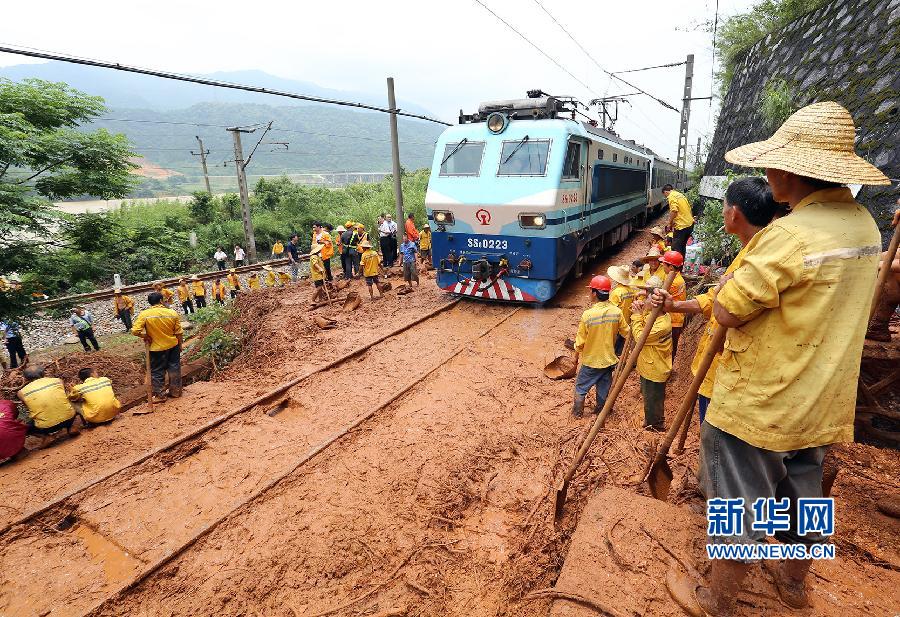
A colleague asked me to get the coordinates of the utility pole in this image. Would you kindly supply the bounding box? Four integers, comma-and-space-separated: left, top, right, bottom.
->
387, 77, 404, 225
228, 127, 257, 262
192, 135, 212, 194
675, 54, 694, 189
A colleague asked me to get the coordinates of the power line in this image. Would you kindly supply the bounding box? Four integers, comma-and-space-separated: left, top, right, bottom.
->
612, 60, 687, 74
0, 43, 451, 126
530, 0, 679, 113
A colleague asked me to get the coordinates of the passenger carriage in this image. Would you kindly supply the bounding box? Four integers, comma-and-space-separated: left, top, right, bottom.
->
425, 92, 678, 303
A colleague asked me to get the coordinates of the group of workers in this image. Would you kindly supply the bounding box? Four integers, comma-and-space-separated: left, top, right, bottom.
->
573, 101, 895, 616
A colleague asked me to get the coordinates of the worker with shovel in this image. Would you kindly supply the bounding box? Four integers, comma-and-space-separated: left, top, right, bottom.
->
629, 276, 671, 431
309, 244, 327, 304
652, 177, 784, 426
607, 265, 636, 324
360, 240, 385, 300
571, 275, 629, 419
657, 251, 686, 360
131, 291, 183, 403
666, 102, 889, 617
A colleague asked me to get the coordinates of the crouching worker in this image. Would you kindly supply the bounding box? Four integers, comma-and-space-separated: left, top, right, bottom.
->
572, 275, 629, 418
17, 365, 81, 448
630, 277, 672, 431
0, 399, 28, 463
132, 292, 183, 403
360, 240, 385, 299
68, 368, 121, 425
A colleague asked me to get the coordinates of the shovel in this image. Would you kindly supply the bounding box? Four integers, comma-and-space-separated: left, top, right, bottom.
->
343, 291, 362, 312
642, 325, 728, 501
554, 271, 677, 521
314, 315, 337, 330
134, 340, 155, 415
870, 206, 900, 322
544, 355, 577, 380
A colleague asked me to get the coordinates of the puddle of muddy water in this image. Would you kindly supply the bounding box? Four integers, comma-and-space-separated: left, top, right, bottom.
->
73, 523, 141, 584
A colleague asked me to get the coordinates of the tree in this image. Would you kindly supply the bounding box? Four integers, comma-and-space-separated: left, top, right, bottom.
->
0, 78, 136, 321
189, 190, 214, 223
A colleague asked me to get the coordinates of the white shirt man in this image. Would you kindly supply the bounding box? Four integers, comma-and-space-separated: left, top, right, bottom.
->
379, 218, 396, 237
234, 246, 246, 262
214, 249, 227, 262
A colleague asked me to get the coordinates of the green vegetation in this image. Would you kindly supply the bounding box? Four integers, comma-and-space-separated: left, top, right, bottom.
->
0, 78, 136, 321
197, 327, 241, 367
717, 0, 829, 94
692, 171, 764, 264
759, 78, 798, 131
13, 169, 430, 305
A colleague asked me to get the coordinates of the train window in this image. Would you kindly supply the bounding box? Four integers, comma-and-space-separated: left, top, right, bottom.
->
613, 153, 618, 162
497, 139, 551, 176
591, 164, 648, 203
562, 141, 582, 180
598, 149, 604, 160
439, 141, 485, 176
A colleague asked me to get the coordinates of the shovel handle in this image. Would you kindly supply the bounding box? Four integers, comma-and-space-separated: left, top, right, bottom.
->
560, 271, 677, 486
870, 212, 900, 322
144, 341, 154, 411
641, 324, 728, 482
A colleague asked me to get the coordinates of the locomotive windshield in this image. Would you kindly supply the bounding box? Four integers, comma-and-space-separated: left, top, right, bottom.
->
497, 139, 550, 176
439, 141, 485, 176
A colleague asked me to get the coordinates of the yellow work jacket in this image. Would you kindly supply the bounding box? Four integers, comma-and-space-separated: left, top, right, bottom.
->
309, 255, 326, 282
248, 276, 260, 289
609, 284, 635, 325
575, 300, 629, 369
272, 242, 284, 256
692, 245, 748, 399
212, 282, 227, 300
227, 273, 240, 290
132, 305, 183, 352
113, 295, 134, 314
69, 377, 121, 424
19, 377, 76, 428
668, 272, 687, 328
420, 230, 432, 251
177, 284, 191, 303
157, 287, 175, 305
191, 281, 206, 297
668, 189, 694, 230
631, 311, 672, 383
709, 188, 881, 451
265, 271, 278, 287
361, 250, 381, 277
314, 231, 334, 260
278, 272, 291, 284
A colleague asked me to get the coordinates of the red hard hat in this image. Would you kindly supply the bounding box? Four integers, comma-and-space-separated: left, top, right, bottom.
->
587, 275, 612, 292
659, 250, 684, 267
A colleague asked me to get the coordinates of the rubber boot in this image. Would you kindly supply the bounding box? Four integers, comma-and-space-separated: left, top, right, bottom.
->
866, 273, 899, 341
765, 559, 812, 609
696, 559, 752, 616
572, 396, 585, 419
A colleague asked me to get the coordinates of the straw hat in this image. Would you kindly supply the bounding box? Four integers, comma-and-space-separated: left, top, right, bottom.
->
335, 225, 346, 233
190, 275, 198, 280
649, 226, 665, 238
360, 240, 373, 249
310, 244, 323, 255
636, 275, 664, 291
229, 268, 236, 273
262, 265, 272, 271
725, 101, 889, 185
423, 223, 430, 229
606, 265, 631, 286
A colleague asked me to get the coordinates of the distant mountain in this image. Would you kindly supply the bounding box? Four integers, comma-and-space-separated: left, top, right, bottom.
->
0, 62, 438, 118
1, 62, 447, 196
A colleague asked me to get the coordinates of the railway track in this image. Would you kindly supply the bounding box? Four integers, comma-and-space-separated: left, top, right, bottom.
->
0, 298, 516, 617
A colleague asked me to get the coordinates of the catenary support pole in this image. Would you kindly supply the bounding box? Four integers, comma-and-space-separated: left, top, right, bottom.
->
193, 135, 212, 194
387, 77, 405, 225
675, 54, 694, 188
228, 127, 258, 262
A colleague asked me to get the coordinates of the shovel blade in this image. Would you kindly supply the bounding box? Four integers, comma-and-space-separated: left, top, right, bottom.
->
647, 459, 674, 501
554, 480, 570, 521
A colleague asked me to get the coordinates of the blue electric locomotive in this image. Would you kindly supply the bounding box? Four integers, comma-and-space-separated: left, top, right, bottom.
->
425, 92, 678, 303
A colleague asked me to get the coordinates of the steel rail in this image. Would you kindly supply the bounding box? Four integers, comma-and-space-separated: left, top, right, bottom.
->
0, 296, 462, 538
81, 306, 519, 617
30, 257, 301, 308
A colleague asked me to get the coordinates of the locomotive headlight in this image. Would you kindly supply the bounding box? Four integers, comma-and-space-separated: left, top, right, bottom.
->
518, 213, 547, 229
486, 112, 508, 134
433, 210, 454, 225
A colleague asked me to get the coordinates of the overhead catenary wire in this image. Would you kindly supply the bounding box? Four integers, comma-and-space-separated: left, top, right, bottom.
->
0, 43, 451, 126
611, 60, 687, 74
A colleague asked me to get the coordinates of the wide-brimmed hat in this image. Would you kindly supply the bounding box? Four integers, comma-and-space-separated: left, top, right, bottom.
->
725, 101, 890, 185
636, 275, 664, 291
190, 275, 198, 280
649, 226, 665, 238
423, 223, 430, 229
228, 268, 236, 273
606, 265, 631, 286
262, 265, 272, 271
355, 223, 365, 229
335, 225, 346, 232
310, 244, 323, 255
360, 240, 373, 249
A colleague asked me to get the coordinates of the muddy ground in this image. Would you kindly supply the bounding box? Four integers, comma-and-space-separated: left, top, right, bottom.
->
0, 231, 897, 617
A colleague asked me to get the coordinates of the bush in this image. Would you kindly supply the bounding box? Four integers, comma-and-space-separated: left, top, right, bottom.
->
197, 327, 241, 367
188, 303, 233, 326
759, 78, 797, 131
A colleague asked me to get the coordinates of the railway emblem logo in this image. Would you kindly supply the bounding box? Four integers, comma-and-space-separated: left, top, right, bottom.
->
475, 208, 492, 225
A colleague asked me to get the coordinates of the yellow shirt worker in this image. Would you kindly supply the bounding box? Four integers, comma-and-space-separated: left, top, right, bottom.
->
360, 240, 384, 299
132, 291, 184, 402
657, 251, 687, 358
607, 265, 635, 325
190, 276, 207, 309
69, 369, 121, 424
17, 369, 77, 432
227, 270, 241, 298
271, 241, 284, 258
630, 280, 672, 430
663, 184, 695, 257
572, 275, 629, 419
677, 102, 891, 616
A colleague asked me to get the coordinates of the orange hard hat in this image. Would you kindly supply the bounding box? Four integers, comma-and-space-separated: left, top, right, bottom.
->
587, 275, 612, 292
659, 250, 684, 267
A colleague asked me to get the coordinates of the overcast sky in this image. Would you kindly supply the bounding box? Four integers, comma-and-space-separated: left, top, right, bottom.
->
0, 0, 755, 161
